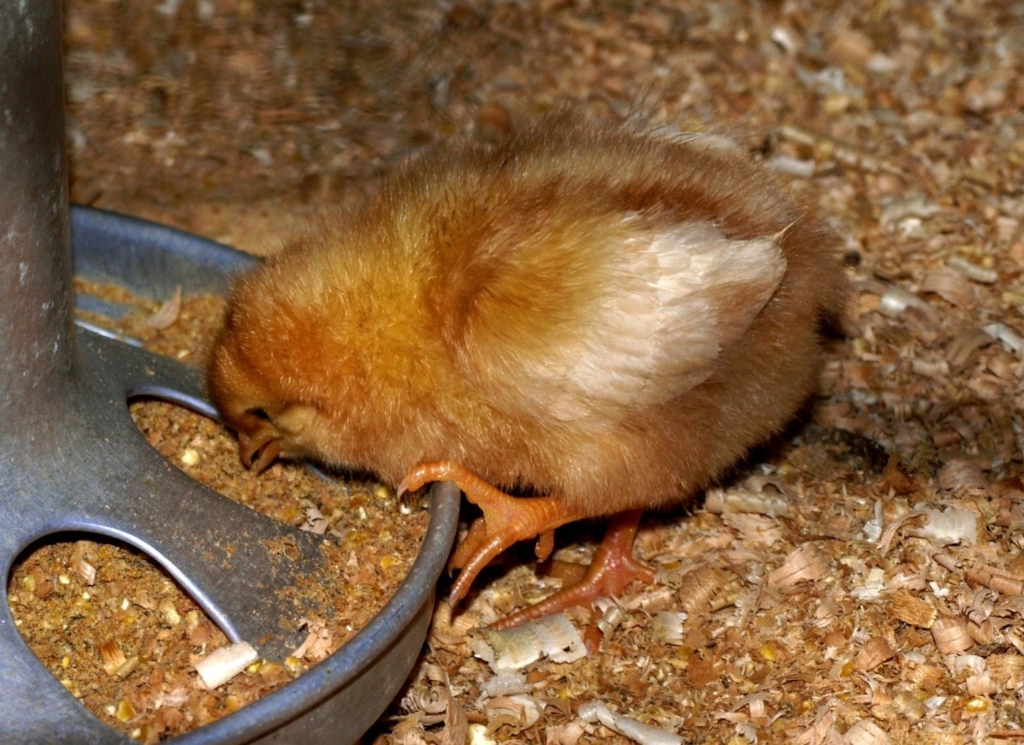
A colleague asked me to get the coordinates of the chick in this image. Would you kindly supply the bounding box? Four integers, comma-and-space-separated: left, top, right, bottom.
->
208, 112, 849, 628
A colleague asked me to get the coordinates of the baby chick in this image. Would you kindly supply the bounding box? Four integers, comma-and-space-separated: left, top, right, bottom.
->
208, 112, 849, 628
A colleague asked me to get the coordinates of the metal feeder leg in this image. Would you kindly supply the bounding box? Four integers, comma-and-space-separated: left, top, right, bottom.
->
0, 4, 348, 742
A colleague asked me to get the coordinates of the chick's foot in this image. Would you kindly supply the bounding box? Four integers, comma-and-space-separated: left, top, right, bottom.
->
491, 509, 654, 630
397, 460, 584, 605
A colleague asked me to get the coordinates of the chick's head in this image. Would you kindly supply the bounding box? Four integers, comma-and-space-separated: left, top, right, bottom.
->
207, 305, 315, 470
207, 213, 450, 481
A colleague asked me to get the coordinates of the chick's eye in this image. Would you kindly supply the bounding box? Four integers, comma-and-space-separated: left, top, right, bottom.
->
247, 407, 271, 422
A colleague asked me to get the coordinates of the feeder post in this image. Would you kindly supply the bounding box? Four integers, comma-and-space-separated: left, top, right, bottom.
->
0, 0, 76, 426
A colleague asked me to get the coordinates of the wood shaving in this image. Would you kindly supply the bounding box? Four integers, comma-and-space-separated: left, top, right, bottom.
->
920, 267, 975, 309
852, 636, 897, 673
144, 285, 182, 329
887, 589, 937, 629
906, 507, 978, 545
194, 642, 258, 689
947, 256, 999, 285
767, 544, 831, 589
578, 701, 682, 745
937, 460, 989, 492
704, 487, 793, 519
845, 719, 891, 745
473, 614, 587, 672
290, 618, 334, 662
932, 617, 974, 655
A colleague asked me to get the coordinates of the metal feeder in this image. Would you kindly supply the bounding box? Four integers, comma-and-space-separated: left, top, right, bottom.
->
0, 4, 458, 743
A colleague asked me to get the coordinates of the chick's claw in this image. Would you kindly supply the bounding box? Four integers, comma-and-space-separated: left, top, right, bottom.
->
397, 461, 584, 605
491, 509, 654, 630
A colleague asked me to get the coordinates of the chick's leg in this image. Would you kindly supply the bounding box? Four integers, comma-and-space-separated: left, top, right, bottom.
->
398, 461, 586, 605
492, 509, 654, 630
398, 462, 655, 627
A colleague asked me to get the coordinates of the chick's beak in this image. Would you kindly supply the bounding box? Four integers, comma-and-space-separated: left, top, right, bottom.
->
239, 433, 282, 473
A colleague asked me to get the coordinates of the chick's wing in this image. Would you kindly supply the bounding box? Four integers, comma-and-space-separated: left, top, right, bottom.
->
451, 216, 787, 422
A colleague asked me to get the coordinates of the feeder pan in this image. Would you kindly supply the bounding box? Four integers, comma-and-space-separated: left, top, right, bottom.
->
0, 4, 458, 743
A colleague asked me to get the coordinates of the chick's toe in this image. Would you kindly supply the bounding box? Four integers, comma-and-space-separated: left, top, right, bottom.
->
491, 509, 654, 630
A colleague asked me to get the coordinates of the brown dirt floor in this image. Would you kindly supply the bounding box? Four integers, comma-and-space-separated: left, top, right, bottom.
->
18, 0, 1024, 742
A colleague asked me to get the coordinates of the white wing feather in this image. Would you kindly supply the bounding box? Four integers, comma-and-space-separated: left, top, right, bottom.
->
533, 222, 786, 420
